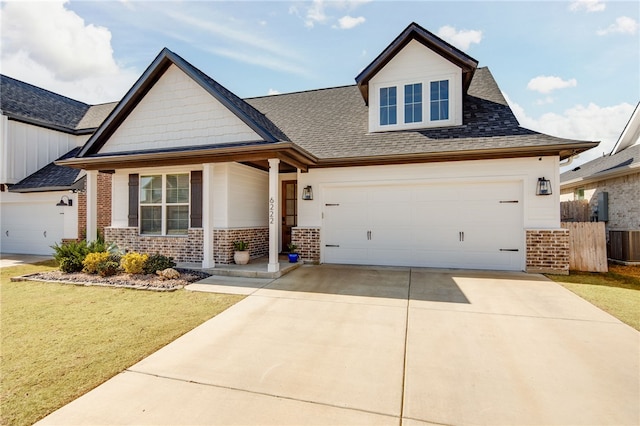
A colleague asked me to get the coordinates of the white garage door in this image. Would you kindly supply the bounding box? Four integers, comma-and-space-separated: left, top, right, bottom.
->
1, 201, 64, 255
323, 181, 524, 271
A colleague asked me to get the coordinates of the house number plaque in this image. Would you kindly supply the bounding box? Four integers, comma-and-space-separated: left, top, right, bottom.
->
269, 197, 275, 224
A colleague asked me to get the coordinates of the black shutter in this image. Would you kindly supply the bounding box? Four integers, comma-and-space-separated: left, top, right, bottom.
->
190, 171, 203, 228
128, 174, 139, 227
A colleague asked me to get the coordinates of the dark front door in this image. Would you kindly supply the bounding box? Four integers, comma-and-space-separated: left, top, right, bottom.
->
282, 180, 297, 251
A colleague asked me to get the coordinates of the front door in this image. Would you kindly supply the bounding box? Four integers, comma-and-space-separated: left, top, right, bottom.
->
282, 180, 297, 251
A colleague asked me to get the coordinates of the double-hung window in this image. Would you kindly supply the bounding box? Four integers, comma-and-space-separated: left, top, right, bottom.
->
430, 80, 449, 121
404, 83, 422, 123
140, 174, 189, 235
380, 86, 397, 126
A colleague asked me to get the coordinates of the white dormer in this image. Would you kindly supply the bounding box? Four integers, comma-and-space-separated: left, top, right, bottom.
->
355, 22, 478, 133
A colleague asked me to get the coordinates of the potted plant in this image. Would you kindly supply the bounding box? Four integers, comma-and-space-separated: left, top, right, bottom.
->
233, 240, 250, 265
287, 243, 299, 263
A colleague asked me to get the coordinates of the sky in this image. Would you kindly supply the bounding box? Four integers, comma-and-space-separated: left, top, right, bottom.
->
1, 0, 638, 169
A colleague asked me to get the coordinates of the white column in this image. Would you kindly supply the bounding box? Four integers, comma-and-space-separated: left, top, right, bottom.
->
202, 163, 215, 269
268, 158, 280, 273
86, 170, 98, 242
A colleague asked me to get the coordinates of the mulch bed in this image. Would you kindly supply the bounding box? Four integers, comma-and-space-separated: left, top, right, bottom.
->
11, 268, 211, 292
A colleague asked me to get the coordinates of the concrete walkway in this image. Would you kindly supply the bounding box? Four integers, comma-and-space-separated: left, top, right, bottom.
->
37, 265, 639, 425
0, 253, 53, 268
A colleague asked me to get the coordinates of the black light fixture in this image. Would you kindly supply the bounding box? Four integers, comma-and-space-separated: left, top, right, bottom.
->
302, 185, 313, 200
536, 177, 552, 196
56, 195, 73, 207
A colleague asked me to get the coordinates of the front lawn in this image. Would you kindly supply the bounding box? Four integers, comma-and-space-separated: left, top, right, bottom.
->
0, 261, 243, 426
546, 264, 640, 331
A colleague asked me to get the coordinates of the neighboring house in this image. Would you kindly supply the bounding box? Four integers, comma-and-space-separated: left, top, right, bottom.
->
58, 22, 597, 274
0, 75, 116, 255
560, 103, 639, 261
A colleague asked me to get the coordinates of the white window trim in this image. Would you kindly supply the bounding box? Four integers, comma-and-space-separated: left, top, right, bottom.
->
140, 173, 190, 236
370, 73, 457, 132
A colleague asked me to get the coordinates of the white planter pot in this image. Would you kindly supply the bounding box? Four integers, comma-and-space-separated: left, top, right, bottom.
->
234, 251, 250, 265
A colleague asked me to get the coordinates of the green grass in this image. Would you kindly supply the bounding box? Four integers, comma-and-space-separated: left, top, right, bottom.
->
546, 264, 640, 331
0, 262, 243, 426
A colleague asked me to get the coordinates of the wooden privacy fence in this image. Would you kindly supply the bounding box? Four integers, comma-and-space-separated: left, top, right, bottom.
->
561, 222, 608, 272
561, 200, 590, 222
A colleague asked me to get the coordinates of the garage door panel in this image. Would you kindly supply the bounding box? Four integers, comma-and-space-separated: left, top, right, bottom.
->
322, 181, 523, 271
1, 202, 63, 255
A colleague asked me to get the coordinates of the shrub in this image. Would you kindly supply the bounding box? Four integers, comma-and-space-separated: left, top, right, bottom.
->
121, 252, 148, 274
52, 240, 89, 273
97, 259, 119, 277
83, 252, 111, 274
143, 253, 176, 275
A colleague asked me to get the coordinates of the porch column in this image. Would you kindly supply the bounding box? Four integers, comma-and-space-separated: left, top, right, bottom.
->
202, 163, 215, 269
268, 158, 280, 273
86, 170, 98, 242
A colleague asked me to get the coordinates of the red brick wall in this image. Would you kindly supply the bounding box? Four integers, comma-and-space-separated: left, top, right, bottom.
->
77, 172, 112, 240
526, 229, 570, 275
213, 227, 268, 264
104, 227, 204, 263
292, 227, 320, 264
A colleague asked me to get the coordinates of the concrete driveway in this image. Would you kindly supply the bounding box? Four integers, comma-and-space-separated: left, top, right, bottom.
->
37, 265, 639, 425
0, 253, 53, 268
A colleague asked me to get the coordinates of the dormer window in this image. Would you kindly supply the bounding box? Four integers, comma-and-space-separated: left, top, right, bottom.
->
404, 83, 422, 123
380, 87, 397, 125
430, 80, 449, 121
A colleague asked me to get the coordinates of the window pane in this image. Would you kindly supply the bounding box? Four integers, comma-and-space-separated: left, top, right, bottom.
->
388, 106, 396, 124
405, 85, 412, 103
140, 206, 162, 234
405, 104, 413, 123
380, 86, 397, 126
440, 100, 449, 120
430, 80, 449, 121
440, 80, 449, 98
166, 174, 189, 204
166, 205, 189, 235
140, 176, 162, 204
430, 81, 439, 101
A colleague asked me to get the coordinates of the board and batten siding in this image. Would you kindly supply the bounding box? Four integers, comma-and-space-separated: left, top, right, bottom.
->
0, 118, 87, 184
100, 64, 261, 154
368, 39, 463, 132
297, 156, 561, 230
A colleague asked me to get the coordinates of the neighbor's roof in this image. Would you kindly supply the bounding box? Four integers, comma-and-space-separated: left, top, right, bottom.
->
560, 143, 640, 187
0, 74, 117, 134
9, 147, 85, 193
247, 67, 597, 165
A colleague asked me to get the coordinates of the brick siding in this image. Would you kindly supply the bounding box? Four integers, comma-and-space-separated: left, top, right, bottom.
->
212, 227, 268, 264
77, 172, 112, 240
526, 229, 570, 275
104, 226, 267, 264
292, 227, 321, 263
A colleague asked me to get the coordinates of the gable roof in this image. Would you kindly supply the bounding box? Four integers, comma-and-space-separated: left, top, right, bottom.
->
247, 67, 597, 165
9, 147, 84, 193
77, 48, 289, 158
355, 22, 479, 104
560, 143, 639, 187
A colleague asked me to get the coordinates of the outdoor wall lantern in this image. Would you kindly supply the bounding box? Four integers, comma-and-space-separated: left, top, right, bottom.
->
56, 195, 73, 207
536, 177, 552, 196
302, 185, 313, 200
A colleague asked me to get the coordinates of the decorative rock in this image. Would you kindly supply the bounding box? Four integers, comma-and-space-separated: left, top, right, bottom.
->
156, 268, 180, 280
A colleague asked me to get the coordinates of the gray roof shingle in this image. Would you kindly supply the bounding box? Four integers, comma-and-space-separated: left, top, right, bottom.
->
560, 143, 639, 183
9, 147, 84, 193
246, 67, 591, 160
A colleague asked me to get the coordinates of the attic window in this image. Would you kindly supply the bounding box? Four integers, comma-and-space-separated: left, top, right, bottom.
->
380, 86, 397, 125
430, 80, 449, 121
404, 83, 422, 123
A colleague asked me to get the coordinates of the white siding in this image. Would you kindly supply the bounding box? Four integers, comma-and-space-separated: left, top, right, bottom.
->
100, 65, 261, 154
368, 39, 462, 132
227, 163, 268, 228
0, 119, 85, 184
298, 156, 560, 230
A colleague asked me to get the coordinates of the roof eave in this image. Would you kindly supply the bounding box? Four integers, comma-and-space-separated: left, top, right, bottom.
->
560, 162, 640, 189
4, 113, 95, 135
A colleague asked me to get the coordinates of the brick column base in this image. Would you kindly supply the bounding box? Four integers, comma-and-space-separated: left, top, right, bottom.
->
526, 229, 570, 275
292, 227, 320, 264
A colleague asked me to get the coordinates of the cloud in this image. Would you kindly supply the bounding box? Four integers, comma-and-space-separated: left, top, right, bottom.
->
291, 0, 371, 29
505, 93, 635, 165
527, 76, 578, 94
336, 15, 365, 30
569, 0, 606, 12
597, 16, 639, 35
0, 0, 138, 103
267, 88, 281, 95
436, 26, 482, 50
